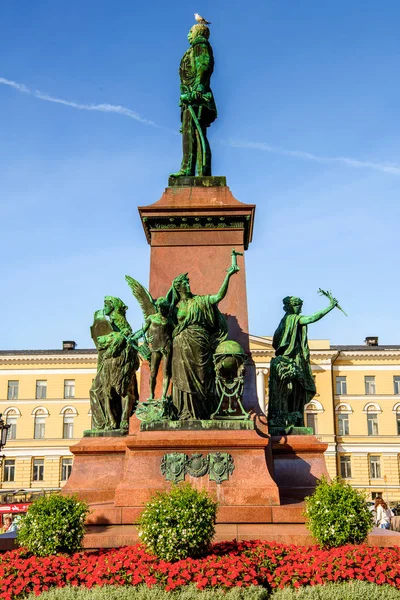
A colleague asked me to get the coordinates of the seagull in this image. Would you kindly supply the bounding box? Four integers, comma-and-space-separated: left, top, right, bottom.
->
194, 13, 211, 25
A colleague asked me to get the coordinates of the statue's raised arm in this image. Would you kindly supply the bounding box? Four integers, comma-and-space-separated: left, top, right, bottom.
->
209, 249, 240, 305
268, 292, 345, 432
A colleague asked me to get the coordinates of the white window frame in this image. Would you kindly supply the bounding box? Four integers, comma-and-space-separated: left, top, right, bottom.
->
370, 455, 381, 479
62, 414, 74, 439
36, 380, 47, 399
32, 459, 44, 482
338, 413, 349, 436
3, 459, 15, 482
7, 380, 18, 400
305, 413, 318, 434
64, 380, 75, 399
367, 412, 379, 436
365, 376, 376, 395
340, 455, 352, 478
6, 416, 17, 440
61, 458, 73, 481
336, 376, 347, 395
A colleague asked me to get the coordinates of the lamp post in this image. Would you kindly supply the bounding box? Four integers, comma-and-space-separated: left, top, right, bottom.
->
384, 474, 389, 505
0, 413, 10, 467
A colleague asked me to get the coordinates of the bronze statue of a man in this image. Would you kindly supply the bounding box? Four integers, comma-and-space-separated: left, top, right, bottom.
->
268, 293, 340, 429
170, 23, 217, 178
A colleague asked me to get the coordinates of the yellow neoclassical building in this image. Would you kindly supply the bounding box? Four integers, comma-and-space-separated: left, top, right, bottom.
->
0, 342, 96, 497
1, 336, 400, 502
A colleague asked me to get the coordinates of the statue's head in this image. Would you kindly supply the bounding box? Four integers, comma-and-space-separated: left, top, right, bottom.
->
188, 24, 210, 44
155, 296, 170, 316
104, 296, 128, 317
283, 296, 303, 315
172, 273, 191, 296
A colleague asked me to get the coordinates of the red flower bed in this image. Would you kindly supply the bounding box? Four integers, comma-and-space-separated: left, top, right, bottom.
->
1, 541, 400, 599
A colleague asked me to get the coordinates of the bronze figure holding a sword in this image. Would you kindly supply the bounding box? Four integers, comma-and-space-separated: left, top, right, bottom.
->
170, 22, 217, 178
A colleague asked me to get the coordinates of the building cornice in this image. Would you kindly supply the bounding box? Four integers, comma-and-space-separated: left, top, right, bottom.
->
335, 350, 400, 359
0, 354, 97, 366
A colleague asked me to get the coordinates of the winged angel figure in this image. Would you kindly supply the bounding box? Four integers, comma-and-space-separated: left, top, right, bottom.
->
125, 276, 173, 403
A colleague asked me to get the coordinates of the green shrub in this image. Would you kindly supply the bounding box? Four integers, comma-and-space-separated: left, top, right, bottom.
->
25, 584, 268, 600
270, 580, 400, 599
138, 483, 218, 561
304, 476, 373, 547
17, 493, 89, 556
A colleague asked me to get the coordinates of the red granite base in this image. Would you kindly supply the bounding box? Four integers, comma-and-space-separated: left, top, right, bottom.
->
81, 524, 400, 549
271, 435, 329, 501
65, 419, 281, 524
85, 498, 306, 526
62, 437, 127, 504
64, 425, 332, 526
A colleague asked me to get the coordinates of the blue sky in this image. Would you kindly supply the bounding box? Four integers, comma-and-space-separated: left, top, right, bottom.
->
1, 0, 400, 349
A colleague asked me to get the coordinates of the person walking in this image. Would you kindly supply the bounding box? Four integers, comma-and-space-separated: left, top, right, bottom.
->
375, 497, 392, 529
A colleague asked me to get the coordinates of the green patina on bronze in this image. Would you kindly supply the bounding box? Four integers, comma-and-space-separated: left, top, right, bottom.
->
170, 24, 216, 178
186, 453, 209, 478
140, 419, 254, 431
160, 453, 187, 484
87, 251, 248, 428
268, 290, 345, 431
209, 452, 235, 484
211, 339, 250, 420
125, 276, 174, 404
160, 452, 234, 484
86, 296, 139, 436
269, 425, 314, 436
168, 176, 226, 187
124, 253, 239, 423
165, 257, 239, 420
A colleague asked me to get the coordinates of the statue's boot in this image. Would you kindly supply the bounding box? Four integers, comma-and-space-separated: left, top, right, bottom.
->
169, 170, 192, 178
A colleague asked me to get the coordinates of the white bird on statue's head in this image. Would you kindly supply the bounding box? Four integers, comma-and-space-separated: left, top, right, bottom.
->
194, 13, 211, 25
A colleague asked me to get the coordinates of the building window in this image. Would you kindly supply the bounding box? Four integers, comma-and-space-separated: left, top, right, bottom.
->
365, 376, 376, 395
36, 380, 47, 399
32, 459, 44, 482
306, 413, 317, 434
62, 410, 75, 439
397, 410, 400, 435
338, 413, 349, 436
3, 459, 15, 482
61, 458, 73, 481
340, 455, 352, 478
6, 412, 18, 440
34, 411, 46, 439
7, 381, 18, 400
372, 491, 383, 500
64, 380, 75, 399
394, 377, 400, 395
367, 413, 379, 436
336, 376, 347, 395
370, 455, 381, 479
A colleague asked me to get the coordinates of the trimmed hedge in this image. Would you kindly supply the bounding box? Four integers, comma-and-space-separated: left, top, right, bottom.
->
17, 493, 89, 556
25, 584, 268, 599
271, 580, 400, 599
304, 477, 373, 548
24, 581, 400, 599
138, 483, 218, 561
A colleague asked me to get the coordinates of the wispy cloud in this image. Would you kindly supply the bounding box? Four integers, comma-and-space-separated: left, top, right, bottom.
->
2, 75, 399, 175
0, 76, 157, 127
227, 140, 400, 175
